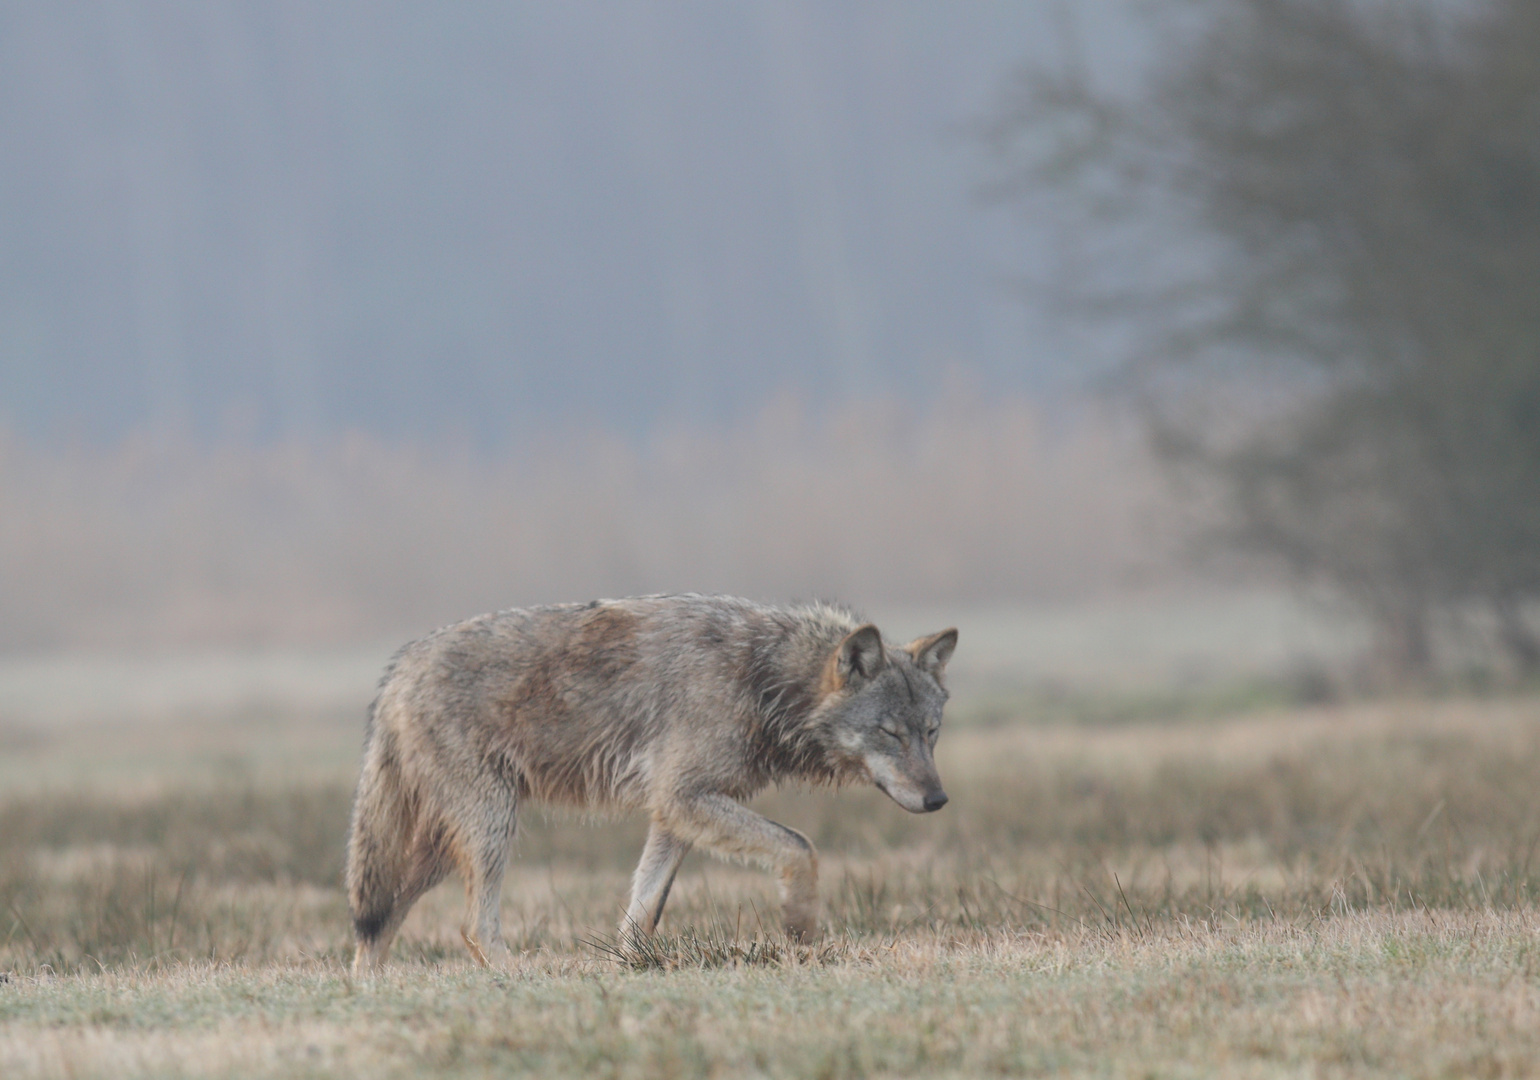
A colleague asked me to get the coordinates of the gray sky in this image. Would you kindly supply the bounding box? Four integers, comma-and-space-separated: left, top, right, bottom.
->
0, 1, 1141, 444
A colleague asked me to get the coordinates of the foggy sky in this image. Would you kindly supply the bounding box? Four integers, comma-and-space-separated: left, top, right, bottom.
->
0, 1, 1140, 444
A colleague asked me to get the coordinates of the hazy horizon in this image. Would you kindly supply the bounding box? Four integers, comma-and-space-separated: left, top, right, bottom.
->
0, 1, 1150, 447
0, 3, 1210, 660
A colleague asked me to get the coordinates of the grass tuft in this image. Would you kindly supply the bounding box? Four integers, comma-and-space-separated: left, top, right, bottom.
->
587, 906, 858, 971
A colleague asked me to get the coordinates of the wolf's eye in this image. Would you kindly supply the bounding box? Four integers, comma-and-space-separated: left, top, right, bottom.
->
878, 726, 903, 742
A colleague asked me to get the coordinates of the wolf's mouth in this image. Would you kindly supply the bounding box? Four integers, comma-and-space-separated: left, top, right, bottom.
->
871, 776, 938, 815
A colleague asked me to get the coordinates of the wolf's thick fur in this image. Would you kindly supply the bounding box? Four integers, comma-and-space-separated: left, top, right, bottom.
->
345, 594, 956, 972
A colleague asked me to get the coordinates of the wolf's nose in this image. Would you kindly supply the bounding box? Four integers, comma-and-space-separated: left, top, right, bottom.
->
923, 791, 948, 812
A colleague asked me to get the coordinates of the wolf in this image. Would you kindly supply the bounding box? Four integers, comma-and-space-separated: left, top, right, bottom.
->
344, 593, 956, 972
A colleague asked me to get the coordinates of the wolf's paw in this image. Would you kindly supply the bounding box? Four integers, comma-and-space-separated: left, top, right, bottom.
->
782, 905, 820, 943
613, 925, 655, 962
461, 928, 512, 969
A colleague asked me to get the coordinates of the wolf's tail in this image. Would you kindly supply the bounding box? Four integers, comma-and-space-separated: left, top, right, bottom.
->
344, 722, 417, 960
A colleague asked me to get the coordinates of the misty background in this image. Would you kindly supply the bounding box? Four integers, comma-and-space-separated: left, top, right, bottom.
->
4, 0, 1533, 723
0, 1, 1140, 443
0, 1, 1189, 663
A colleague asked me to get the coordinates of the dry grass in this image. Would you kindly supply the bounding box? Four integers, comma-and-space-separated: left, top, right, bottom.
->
6, 911, 1540, 1080
3, 694, 1540, 1077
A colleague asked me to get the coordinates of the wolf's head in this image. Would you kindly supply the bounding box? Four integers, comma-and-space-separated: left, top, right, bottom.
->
821, 624, 957, 813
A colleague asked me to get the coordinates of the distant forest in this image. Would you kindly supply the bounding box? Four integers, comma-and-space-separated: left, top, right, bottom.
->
0, 1, 1106, 444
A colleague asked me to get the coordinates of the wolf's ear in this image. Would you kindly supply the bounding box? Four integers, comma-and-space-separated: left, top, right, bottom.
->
835, 624, 886, 686
906, 628, 957, 678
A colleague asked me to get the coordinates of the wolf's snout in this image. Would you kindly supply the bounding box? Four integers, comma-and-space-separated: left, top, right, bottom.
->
922, 790, 948, 812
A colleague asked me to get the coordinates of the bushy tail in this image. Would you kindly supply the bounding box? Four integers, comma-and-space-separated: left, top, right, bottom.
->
345, 727, 416, 962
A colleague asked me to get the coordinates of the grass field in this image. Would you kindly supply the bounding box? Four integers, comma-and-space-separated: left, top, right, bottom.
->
4, 685, 1540, 1077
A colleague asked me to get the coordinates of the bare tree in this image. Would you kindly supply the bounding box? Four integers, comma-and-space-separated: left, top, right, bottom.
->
987, 0, 1540, 676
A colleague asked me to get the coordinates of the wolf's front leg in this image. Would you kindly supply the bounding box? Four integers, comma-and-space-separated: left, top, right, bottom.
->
622, 820, 692, 941
665, 793, 820, 941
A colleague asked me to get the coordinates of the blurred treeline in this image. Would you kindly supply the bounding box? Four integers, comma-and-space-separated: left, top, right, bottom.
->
0, 398, 1164, 651
0, 3, 1047, 443
990, 0, 1540, 676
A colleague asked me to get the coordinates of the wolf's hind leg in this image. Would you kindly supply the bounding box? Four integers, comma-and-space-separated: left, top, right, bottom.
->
459, 788, 517, 968
665, 794, 819, 942
621, 820, 692, 941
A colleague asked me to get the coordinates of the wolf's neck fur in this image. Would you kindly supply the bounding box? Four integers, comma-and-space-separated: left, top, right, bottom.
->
742, 604, 859, 787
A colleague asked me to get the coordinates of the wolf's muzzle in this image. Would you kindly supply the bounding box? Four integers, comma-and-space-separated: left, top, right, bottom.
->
922, 790, 948, 812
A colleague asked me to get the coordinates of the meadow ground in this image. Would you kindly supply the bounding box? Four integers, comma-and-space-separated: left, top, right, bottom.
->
3, 685, 1540, 1077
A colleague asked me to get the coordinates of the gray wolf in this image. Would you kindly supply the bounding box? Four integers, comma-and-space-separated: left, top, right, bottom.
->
344, 594, 956, 972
